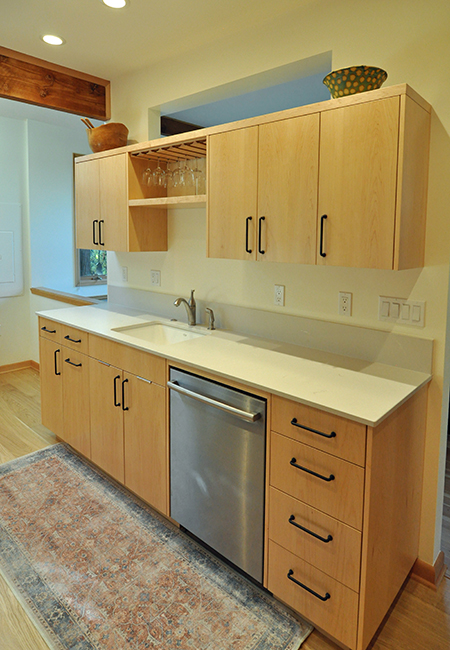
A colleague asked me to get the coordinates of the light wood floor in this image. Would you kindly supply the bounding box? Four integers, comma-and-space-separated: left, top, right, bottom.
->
442, 436, 450, 577
0, 367, 449, 650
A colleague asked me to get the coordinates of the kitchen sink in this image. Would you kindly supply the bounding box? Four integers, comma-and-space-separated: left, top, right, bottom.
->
112, 321, 206, 345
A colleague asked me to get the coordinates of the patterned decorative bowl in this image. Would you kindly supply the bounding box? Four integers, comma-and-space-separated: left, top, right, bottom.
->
323, 66, 388, 98
87, 123, 129, 153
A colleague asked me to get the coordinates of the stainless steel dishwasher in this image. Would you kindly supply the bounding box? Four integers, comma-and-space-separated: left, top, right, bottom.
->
168, 367, 266, 583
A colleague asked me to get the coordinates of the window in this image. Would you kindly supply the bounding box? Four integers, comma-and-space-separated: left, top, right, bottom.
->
77, 249, 107, 286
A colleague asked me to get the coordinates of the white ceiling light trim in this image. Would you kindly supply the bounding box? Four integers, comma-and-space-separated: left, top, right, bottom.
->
41, 34, 65, 46
102, 0, 128, 8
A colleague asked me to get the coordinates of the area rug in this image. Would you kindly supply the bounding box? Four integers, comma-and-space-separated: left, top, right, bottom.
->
0, 444, 313, 649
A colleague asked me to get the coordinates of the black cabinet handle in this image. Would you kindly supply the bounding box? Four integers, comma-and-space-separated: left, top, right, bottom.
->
291, 418, 336, 439
99, 220, 105, 246
287, 569, 331, 602
122, 378, 129, 411
93, 220, 99, 245
54, 349, 61, 376
319, 214, 327, 257
290, 457, 335, 482
258, 216, 265, 254
41, 326, 56, 334
113, 375, 121, 407
64, 358, 82, 368
245, 216, 252, 254
64, 335, 82, 344
288, 515, 333, 543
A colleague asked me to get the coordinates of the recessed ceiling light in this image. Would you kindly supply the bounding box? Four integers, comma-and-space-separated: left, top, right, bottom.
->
42, 34, 65, 46
102, 0, 127, 8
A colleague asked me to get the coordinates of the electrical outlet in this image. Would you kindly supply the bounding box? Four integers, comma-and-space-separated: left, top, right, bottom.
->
151, 270, 161, 286
122, 266, 128, 282
338, 291, 352, 316
274, 284, 285, 306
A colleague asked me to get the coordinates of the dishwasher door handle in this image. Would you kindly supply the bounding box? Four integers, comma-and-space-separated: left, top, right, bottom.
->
167, 380, 261, 422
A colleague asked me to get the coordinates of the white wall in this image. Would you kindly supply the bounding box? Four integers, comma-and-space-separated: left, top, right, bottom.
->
28, 120, 91, 292
0, 112, 95, 366
109, 0, 450, 565
0, 116, 32, 365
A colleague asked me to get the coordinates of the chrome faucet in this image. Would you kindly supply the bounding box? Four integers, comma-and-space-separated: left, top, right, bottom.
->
174, 289, 197, 326
205, 307, 215, 330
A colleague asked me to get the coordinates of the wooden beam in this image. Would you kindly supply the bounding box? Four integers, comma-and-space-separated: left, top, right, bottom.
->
0, 47, 110, 120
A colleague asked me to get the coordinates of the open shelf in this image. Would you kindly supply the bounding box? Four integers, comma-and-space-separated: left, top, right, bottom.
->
129, 195, 207, 209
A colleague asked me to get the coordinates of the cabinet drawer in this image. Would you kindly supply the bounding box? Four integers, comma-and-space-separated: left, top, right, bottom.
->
272, 395, 366, 466
61, 325, 89, 355
89, 334, 165, 385
270, 432, 364, 530
39, 317, 61, 343
268, 540, 358, 650
268, 487, 361, 592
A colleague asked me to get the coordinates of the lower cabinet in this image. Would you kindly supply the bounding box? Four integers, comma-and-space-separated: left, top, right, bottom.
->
39, 329, 90, 457
39, 321, 168, 517
266, 390, 427, 650
89, 358, 167, 513
40, 318, 428, 650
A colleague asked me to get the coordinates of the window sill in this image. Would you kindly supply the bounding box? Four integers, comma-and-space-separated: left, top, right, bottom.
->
31, 287, 106, 306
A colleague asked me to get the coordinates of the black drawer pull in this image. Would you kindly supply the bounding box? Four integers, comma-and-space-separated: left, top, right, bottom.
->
41, 326, 56, 333
291, 418, 336, 439
319, 214, 327, 257
245, 216, 252, 254
64, 335, 82, 344
99, 220, 105, 246
287, 569, 331, 602
122, 378, 129, 411
65, 358, 82, 368
290, 457, 335, 482
258, 216, 265, 254
93, 219, 99, 245
113, 375, 121, 407
54, 349, 61, 376
288, 515, 333, 543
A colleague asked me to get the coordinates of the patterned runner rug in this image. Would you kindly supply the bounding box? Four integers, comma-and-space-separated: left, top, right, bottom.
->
0, 444, 313, 649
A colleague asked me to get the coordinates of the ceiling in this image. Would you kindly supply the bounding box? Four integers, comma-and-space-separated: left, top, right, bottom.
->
0, 0, 317, 81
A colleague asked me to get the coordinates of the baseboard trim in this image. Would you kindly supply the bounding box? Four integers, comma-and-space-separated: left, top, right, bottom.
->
411, 551, 446, 590
0, 360, 39, 374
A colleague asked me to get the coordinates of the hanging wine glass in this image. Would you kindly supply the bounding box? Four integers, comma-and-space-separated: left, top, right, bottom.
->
152, 159, 165, 187
171, 160, 181, 188
164, 159, 173, 189
142, 165, 152, 186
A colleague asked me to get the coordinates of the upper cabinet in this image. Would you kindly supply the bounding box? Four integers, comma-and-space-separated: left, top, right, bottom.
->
207, 113, 319, 263
74, 84, 431, 269
75, 153, 168, 253
317, 94, 430, 269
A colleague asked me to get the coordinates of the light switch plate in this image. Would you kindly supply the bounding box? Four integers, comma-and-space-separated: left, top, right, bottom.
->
378, 296, 425, 327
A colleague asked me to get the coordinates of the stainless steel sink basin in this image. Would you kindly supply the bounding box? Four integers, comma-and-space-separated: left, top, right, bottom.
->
112, 321, 206, 345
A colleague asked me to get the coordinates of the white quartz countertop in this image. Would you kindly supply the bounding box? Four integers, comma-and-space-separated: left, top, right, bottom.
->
37, 304, 431, 427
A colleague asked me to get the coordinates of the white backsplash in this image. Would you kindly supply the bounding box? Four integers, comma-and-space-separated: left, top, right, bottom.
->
107, 285, 433, 375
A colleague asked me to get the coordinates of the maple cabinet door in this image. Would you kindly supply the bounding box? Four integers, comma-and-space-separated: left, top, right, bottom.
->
207, 127, 258, 260
318, 96, 400, 269
89, 358, 124, 482
258, 114, 319, 264
75, 158, 101, 250
99, 153, 129, 251
39, 337, 63, 437
123, 373, 167, 515
62, 349, 91, 458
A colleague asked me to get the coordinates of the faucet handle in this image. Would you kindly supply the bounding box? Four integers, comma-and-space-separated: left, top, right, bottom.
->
206, 307, 215, 330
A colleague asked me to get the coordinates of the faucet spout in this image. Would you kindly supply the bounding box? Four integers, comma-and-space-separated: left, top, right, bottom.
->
174, 289, 197, 326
